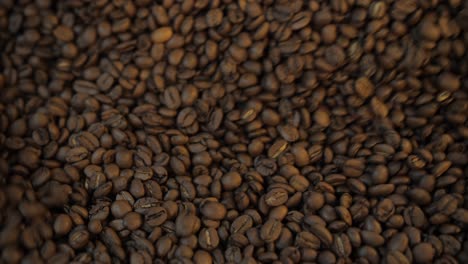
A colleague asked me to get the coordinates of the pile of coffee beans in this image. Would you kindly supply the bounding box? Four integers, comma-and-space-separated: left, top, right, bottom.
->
0, 0, 467, 263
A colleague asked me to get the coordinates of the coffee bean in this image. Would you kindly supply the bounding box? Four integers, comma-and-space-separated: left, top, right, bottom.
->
260, 219, 282, 243
65, 147, 88, 163
231, 215, 254, 234
54, 214, 73, 236
296, 231, 321, 249
277, 125, 299, 142
111, 200, 132, 219
206, 9, 223, 28
290, 145, 309, 167
175, 214, 200, 237
355, 77, 375, 99
343, 159, 365, 177
53, 25, 74, 42
115, 149, 133, 169
68, 227, 90, 249
144, 207, 167, 228
264, 188, 288, 207
268, 139, 288, 159
200, 201, 226, 220
308, 224, 333, 247
412, 242, 435, 263
151, 27, 173, 43
385, 251, 410, 264
332, 233, 352, 257
361, 230, 385, 247
289, 175, 309, 192
275, 12, 296, 29
198, 228, 219, 250
221, 171, 242, 191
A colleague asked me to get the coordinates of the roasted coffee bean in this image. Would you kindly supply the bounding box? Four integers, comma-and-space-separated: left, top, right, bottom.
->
53, 25, 74, 42
175, 214, 200, 237
264, 188, 288, 207
68, 227, 90, 249
151, 27, 173, 43
111, 200, 132, 219
65, 147, 88, 163
268, 140, 288, 159
144, 207, 167, 227
308, 224, 333, 247
115, 149, 133, 169
200, 201, 226, 220
296, 231, 321, 249
343, 159, 365, 177
260, 219, 282, 243
230, 215, 254, 234
221, 171, 242, 191
277, 125, 299, 142
412, 242, 435, 263
54, 214, 73, 236
385, 250, 410, 264
198, 228, 219, 250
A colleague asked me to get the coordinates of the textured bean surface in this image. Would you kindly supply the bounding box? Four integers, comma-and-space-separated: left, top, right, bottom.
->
0, 0, 467, 264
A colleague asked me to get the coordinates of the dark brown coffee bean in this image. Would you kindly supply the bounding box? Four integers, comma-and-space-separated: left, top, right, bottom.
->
289, 175, 309, 192
206, 9, 223, 28
68, 227, 90, 249
111, 200, 132, 219
144, 207, 167, 227
295, 231, 321, 249
291, 11, 312, 30
231, 215, 253, 234
200, 201, 226, 220
115, 149, 133, 169
53, 25, 74, 42
355, 77, 375, 99
277, 125, 299, 142
385, 251, 410, 264
406, 188, 432, 205
290, 145, 309, 167
314, 109, 331, 127
308, 224, 333, 247
268, 139, 288, 159
198, 227, 219, 250
264, 188, 288, 207
260, 219, 282, 243
156, 236, 173, 257
151, 27, 173, 43
412, 242, 435, 263
221, 171, 242, 191
343, 159, 365, 177
317, 250, 336, 264
54, 214, 73, 236
175, 213, 200, 237
452, 208, 468, 223
332, 233, 352, 257
163, 86, 182, 110
193, 250, 213, 264
361, 230, 385, 247
64, 147, 88, 163
305, 191, 325, 212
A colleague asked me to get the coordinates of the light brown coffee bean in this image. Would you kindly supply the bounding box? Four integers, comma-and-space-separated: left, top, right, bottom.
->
151, 27, 173, 43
